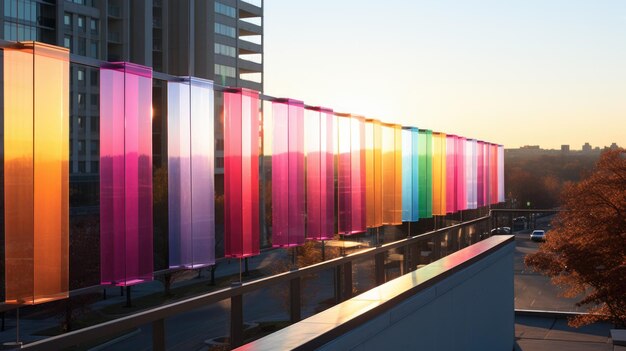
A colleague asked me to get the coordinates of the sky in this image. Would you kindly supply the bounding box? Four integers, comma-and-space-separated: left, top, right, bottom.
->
263, 1, 626, 149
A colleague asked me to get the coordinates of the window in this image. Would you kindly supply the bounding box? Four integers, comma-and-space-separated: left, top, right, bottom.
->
90, 141, 99, 155
78, 37, 86, 55
90, 40, 98, 58
214, 23, 236, 38
77, 69, 84, 81
215, 64, 236, 78
64, 35, 72, 49
77, 93, 85, 109
91, 117, 99, 133
215, 2, 236, 18
77, 116, 85, 130
91, 161, 99, 173
90, 19, 98, 33
64, 13, 72, 26
78, 141, 85, 156
90, 70, 98, 87
77, 16, 85, 29
215, 43, 236, 57
78, 161, 86, 173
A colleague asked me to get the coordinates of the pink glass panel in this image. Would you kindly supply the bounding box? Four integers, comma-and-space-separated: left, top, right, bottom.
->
446, 135, 456, 213
465, 139, 478, 209
272, 99, 305, 247
100, 62, 153, 286
337, 114, 366, 235
477, 141, 485, 207
456, 137, 466, 211
305, 107, 334, 240
224, 88, 260, 258
168, 77, 215, 268
490, 143, 499, 205
498, 145, 505, 203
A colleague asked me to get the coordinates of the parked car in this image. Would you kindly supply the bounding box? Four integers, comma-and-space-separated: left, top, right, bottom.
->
491, 227, 511, 235
530, 230, 546, 242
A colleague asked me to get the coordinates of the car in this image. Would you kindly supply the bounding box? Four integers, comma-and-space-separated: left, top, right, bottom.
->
530, 230, 546, 242
491, 227, 511, 235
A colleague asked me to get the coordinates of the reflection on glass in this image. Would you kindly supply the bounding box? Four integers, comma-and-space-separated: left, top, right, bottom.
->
477, 141, 486, 207
272, 99, 305, 247
432, 132, 446, 216
456, 136, 466, 211
337, 114, 365, 235
498, 145, 505, 203
3, 42, 69, 304
418, 130, 433, 218
381, 123, 402, 225
365, 119, 382, 228
168, 77, 215, 268
305, 107, 334, 241
490, 143, 499, 205
402, 127, 419, 222
224, 88, 260, 257
100, 62, 153, 286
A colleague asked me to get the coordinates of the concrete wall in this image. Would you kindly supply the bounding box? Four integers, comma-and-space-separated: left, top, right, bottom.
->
320, 240, 515, 351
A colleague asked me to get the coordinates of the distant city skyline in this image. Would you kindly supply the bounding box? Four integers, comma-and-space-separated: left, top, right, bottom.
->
264, 1, 626, 149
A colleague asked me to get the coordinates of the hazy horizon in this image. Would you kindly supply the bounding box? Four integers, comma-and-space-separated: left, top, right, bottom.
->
264, 1, 626, 149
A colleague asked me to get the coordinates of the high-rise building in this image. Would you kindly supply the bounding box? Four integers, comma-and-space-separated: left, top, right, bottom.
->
1, 0, 263, 206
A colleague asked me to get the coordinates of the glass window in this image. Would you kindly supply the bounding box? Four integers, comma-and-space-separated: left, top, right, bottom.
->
77, 16, 85, 28
215, 64, 236, 78
78, 37, 86, 55
90, 19, 98, 33
215, 2, 236, 18
78, 161, 86, 173
90, 40, 98, 58
64, 35, 72, 49
215, 43, 236, 57
64, 13, 72, 26
214, 23, 236, 38
91, 161, 99, 173
77, 69, 85, 81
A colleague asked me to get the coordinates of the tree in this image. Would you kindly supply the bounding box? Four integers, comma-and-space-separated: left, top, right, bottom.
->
525, 149, 626, 327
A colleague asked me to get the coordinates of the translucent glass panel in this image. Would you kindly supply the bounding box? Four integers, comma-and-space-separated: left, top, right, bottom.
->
455, 137, 467, 211
272, 99, 305, 247
485, 142, 492, 205
224, 88, 260, 258
305, 107, 334, 241
100, 62, 153, 286
465, 139, 478, 209
445, 135, 457, 214
477, 141, 485, 207
381, 123, 402, 225
490, 143, 499, 205
365, 119, 382, 228
402, 127, 419, 222
432, 132, 446, 215
2, 42, 69, 304
167, 77, 215, 268
418, 130, 432, 218
498, 145, 505, 203
337, 114, 366, 235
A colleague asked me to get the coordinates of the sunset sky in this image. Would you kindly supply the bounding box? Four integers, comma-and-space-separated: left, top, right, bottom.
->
264, 1, 626, 149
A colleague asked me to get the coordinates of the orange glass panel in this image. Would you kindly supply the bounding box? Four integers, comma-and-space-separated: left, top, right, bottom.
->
431, 132, 447, 216
365, 119, 382, 228
381, 123, 402, 225
3, 42, 69, 304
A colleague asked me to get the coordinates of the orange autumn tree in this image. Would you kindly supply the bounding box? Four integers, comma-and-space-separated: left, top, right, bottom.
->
526, 148, 626, 327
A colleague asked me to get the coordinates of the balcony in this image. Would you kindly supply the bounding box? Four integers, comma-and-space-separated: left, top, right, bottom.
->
238, 20, 262, 37
238, 40, 262, 55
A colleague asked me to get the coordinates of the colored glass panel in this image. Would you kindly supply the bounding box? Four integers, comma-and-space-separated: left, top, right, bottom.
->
100, 62, 153, 286
490, 143, 499, 205
446, 135, 457, 214
418, 130, 432, 218
168, 77, 215, 268
337, 114, 366, 235
305, 107, 334, 240
224, 88, 260, 257
465, 139, 478, 209
402, 127, 419, 222
272, 99, 305, 247
456, 137, 466, 211
432, 132, 447, 215
365, 119, 382, 228
498, 145, 505, 203
382, 123, 402, 225
3, 42, 69, 304
477, 141, 485, 207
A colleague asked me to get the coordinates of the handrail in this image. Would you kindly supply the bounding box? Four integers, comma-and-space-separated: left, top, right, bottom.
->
19, 216, 490, 351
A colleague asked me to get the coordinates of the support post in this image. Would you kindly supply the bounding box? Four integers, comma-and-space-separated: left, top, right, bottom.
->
289, 277, 301, 323
342, 261, 352, 300
152, 319, 165, 351
375, 252, 385, 286
230, 294, 243, 348
125, 286, 132, 308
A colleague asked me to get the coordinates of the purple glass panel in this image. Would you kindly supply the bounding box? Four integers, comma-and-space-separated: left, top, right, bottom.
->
305, 107, 334, 240
224, 88, 260, 258
272, 99, 305, 247
446, 135, 456, 213
456, 137, 466, 211
100, 62, 153, 286
168, 77, 215, 268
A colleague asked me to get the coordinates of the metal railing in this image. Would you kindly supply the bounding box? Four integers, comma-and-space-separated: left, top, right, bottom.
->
19, 216, 490, 351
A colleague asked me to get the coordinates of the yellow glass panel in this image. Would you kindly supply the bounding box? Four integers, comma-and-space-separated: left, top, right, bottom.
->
381, 123, 402, 225
365, 119, 382, 228
432, 132, 447, 216
4, 42, 69, 304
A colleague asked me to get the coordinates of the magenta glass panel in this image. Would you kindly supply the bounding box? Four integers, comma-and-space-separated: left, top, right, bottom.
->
490, 143, 499, 205
477, 141, 485, 207
168, 77, 215, 268
305, 107, 334, 240
272, 99, 305, 247
456, 137, 466, 211
485, 142, 492, 205
446, 135, 456, 213
100, 62, 153, 286
224, 88, 260, 258
337, 114, 366, 235
498, 145, 505, 203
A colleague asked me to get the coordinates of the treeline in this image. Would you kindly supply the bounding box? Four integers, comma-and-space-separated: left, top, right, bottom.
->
504, 153, 599, 209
